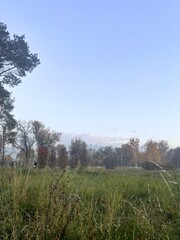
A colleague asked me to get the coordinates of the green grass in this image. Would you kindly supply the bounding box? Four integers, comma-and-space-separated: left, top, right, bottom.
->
0, 167, 179, 239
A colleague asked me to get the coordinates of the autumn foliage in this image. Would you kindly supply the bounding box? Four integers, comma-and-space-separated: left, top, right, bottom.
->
38, 146, 48, 168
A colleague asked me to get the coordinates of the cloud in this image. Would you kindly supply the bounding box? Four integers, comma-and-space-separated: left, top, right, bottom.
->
61, 132, 128, 148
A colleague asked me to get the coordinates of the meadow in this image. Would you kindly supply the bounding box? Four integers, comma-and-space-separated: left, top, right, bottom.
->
0, 167, 179, 240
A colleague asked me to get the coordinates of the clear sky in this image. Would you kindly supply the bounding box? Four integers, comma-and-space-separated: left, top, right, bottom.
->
1, 0, 180, 147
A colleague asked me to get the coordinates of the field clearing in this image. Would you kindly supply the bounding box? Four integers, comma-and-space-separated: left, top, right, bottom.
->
0, 167, 180, 239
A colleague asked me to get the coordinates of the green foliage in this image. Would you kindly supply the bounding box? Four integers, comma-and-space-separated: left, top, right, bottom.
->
0, 168, 179, 239
101, 146, 115, 169
141, 161, 176, 170
0, 22, 40, 87
69, 138, 89, 168
56, 144, 68, 168
141, 161, 161, 170
0, 21, 40, 166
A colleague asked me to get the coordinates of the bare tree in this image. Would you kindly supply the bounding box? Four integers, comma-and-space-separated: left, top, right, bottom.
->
167, 147, 180, 168
13, 121, 35, 166
157, 140, 169, 163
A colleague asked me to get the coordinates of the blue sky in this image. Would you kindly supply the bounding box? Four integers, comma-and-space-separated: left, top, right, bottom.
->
1, 0, 180, 147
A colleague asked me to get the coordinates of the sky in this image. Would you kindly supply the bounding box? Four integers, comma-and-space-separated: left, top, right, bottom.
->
1, 0, 180, 147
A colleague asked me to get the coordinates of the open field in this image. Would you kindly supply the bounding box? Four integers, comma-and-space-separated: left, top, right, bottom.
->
0, 167, 180, 239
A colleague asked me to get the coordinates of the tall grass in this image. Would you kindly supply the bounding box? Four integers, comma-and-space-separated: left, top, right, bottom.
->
0, 167, 179, 239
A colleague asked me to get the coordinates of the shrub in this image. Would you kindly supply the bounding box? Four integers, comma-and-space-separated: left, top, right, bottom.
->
141, 161, 161, 170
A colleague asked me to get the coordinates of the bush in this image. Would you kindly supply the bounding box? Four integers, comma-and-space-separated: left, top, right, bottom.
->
141, 161, 176, 170
141, 161, 161, 170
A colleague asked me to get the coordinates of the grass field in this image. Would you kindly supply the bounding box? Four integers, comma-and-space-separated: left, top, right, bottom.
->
0, 167, 179, 239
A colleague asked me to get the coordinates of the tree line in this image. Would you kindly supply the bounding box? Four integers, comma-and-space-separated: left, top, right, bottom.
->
0, 120, 180, 169
0, 21, 180, 169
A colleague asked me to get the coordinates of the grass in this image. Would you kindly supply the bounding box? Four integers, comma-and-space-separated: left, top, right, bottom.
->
0, 167, 179, 239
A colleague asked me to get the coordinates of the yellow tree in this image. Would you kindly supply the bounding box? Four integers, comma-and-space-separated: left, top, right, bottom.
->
129, 138, 140, 166
144, 140, 161, 164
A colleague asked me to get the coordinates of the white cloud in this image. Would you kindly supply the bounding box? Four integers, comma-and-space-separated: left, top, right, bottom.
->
60, 132, 128, 148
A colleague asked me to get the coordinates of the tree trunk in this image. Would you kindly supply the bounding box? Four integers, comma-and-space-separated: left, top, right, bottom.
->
1, 127, 6, 166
